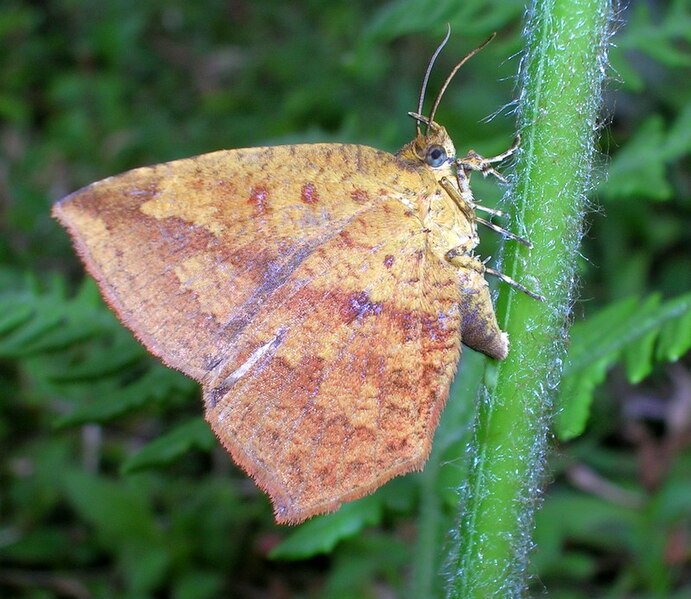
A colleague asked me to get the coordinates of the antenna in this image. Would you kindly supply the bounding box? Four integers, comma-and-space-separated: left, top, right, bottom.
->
416, 25, 452, 136
427, 33, 496, 127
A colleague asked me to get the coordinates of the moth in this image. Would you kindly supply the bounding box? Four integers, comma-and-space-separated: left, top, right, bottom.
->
53, 31, 539, 524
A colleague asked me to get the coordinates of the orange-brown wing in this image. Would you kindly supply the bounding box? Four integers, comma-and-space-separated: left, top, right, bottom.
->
204, 196, 464, 523
54, 144, 420, 380
54, 143, 463, 523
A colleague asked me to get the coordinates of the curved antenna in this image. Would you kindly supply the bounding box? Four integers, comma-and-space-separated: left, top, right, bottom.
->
416, 24, 452, 137
427, 32, 496, 127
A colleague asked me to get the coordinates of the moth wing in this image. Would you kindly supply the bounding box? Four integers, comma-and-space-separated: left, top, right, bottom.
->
54, 143, 463, 523
54, 144, 410, 379
205, 197, 464, 523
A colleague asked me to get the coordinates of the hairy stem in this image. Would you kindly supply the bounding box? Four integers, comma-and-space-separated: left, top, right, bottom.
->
446, 0, 613, 596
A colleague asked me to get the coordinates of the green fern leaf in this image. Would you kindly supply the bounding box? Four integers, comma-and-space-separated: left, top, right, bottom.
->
54, 365, 196, 427
0, 279, 113, 358
122, 417, 216, 474
557, 292, 691, 440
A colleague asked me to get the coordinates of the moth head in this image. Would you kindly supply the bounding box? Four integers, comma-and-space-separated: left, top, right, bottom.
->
399, 112, 456, 173
398, 30, 495, 174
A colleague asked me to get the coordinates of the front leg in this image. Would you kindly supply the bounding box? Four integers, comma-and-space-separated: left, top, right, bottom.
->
456, 135, 520, 183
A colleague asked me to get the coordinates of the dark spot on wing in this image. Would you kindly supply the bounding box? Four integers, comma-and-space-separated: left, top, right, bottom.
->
248, 185, 270, 216
301, 182, 319, 204
350, 188, 369, 204
342, 291, 382, 324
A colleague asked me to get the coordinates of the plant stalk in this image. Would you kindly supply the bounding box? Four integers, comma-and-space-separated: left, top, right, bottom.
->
446, 0, 613, 596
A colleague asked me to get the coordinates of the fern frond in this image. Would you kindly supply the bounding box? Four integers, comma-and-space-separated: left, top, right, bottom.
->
121, 418, 216, 474
3, 275, 196, 425
557, 291, 691, 440
0, 278, 117, 358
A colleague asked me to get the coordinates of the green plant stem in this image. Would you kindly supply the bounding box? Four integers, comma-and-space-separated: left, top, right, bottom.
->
446, 1, 613, 597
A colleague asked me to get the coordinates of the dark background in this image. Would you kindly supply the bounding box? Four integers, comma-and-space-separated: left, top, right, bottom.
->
1, 1, 689, 597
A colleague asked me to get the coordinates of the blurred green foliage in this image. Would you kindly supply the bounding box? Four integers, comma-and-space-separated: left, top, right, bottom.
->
1, 0, 689, 597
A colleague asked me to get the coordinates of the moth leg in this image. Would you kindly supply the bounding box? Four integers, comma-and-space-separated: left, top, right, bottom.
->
442, 174, 533, 248
476, 216, 533, 248
439, 175, 504, 218
447, 244, 543, 302
456, 134, 520, 183
445, 247, 482, 272
439, 176, 475, 220
472, 203, 504, 217
485, 267, 545, 301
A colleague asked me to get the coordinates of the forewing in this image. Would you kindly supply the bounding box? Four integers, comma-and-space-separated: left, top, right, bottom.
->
54, 143, 463, 523
54, 144, 417, 380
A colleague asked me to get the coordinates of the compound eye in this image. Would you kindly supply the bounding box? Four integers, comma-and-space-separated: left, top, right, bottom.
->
425, 144, 447, 168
